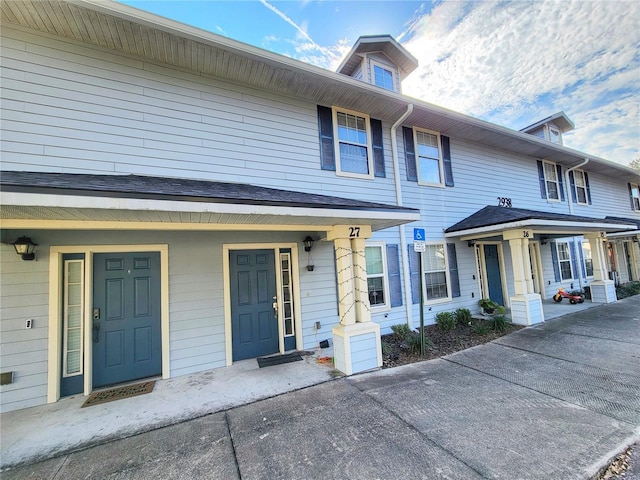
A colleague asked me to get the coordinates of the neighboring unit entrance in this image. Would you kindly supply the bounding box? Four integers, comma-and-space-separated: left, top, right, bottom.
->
483, 244, 505, 306
230, 250, 279, 361
92, 252, 162, 388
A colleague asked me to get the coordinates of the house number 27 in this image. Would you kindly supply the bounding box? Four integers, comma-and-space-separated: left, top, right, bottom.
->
349, 227, 361, 238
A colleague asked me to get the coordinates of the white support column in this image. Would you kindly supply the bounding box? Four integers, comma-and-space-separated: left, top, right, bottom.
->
586, 232, 617, 303
351, 236, 372, 323
327, 226, 381, 375
504, 230, 544, 325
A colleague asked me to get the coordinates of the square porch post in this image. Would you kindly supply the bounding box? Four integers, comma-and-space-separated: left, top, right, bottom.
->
585, 232, 617, 303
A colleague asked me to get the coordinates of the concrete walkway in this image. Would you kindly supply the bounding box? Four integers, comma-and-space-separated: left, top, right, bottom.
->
1, 297, 639, 479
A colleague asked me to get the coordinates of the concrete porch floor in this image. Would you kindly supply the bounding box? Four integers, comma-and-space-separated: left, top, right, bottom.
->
0, 297, 609, 469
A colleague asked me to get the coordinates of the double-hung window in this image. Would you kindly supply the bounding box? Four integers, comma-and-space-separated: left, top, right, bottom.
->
573, 170, 588, 205
332, 107, 374, 178
415, 128, 443, 186
556, 241, 573, 280
543, 160, 561, 201
424, 243, 450, 302
365, 244, 389, 309
371, 61, 395, 91
582, 241, 594, 277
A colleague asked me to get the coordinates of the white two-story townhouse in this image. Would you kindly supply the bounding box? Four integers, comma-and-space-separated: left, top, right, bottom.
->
1, 0, 638, 413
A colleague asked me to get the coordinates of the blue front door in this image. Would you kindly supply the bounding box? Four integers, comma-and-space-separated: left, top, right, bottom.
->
230, 250, 279, 361
484, 245, 505, 306
92, 252, 162, 388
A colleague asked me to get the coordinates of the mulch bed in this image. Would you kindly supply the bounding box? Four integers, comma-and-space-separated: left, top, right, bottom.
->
381, 320, 523, 369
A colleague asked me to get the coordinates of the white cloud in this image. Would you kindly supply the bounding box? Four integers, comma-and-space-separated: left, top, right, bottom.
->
401, 0, 640, 165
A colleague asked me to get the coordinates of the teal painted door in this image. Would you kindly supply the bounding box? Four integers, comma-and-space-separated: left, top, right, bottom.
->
92, 252, 162, 388
230, 250, 278, 361
484, 245, 505, 306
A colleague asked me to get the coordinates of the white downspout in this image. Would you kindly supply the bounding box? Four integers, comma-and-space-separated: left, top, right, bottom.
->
565, 158, 589, 289
390, 104, 414, 327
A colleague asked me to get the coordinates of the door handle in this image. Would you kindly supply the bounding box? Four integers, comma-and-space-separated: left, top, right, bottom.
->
272, 296, 278, 318
93, 322, 100, 343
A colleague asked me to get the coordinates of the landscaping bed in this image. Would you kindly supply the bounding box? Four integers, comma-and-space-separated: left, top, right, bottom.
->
381, 314, 523, 369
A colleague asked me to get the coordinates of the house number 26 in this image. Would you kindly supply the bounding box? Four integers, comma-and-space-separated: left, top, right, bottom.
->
349, 227, 361, 238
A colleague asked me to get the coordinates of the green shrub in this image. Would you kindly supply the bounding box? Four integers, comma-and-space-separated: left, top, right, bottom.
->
406, 331, 432, 354
390, 323, 412, 341
616, 281, 640, 299
491, 315, 509, 333
435, 311, 457, 330
495, 305, 507, 315
474, 322, 490, 336
455, 308, 472, 324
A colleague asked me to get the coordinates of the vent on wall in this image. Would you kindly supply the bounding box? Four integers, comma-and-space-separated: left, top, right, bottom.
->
1, 372, 15, 385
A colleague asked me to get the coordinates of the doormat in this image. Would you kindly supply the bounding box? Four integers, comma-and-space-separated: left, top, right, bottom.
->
257, 352, 303, 368
81, 380, 155, 408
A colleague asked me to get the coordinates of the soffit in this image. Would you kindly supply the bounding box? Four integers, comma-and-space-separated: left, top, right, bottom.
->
1, 0, 637, 180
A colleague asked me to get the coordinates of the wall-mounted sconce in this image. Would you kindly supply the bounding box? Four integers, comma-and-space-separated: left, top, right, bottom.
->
467, 239, 477, 248
633, 237, 639, 244
540, 236, 549, 245
303, 236, 315, 271
12, 236, 37, 261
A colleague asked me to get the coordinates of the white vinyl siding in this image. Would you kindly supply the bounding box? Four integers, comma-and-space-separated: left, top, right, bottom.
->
332, 107, 374, 179
423, 243, 450, 303
574, 170, 588, 205
415, 128, 443, 186
365, 243, 389, 310
543, 160, 561, 201
63, 259, 84, 377
556, 242, 573, 280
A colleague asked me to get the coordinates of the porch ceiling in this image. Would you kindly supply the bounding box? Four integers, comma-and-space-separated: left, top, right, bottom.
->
1, 1, 637, 180
444, 206, 638, 239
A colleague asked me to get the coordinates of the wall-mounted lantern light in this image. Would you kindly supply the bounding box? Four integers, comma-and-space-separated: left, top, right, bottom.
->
12, 236, 37, 261
540, 236, 549, 245
303, 236, 315, 271
467, 239, 477, 248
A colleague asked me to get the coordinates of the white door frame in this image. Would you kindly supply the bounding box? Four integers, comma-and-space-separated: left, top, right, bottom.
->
529, 241, 545, 298
476, 241, 509, 308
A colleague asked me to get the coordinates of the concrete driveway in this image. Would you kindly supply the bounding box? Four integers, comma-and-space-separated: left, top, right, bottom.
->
2, 297, 639, 479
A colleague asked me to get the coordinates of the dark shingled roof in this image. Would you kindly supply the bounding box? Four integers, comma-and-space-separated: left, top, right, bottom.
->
0, 171, 418, 214
446, 206, 636, 233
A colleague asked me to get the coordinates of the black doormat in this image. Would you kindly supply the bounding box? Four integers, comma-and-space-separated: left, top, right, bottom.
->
257, 352, 303, 368
81, 380, 155, 408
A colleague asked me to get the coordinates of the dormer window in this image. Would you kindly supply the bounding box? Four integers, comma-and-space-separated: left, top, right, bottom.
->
548, 126, 562, 144
372, 61, 394, 91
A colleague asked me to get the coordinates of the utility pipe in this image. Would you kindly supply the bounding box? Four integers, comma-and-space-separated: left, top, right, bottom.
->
390, 104, 414, 327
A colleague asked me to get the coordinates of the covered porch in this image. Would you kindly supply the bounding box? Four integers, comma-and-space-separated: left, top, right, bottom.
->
446, 206, 637, 326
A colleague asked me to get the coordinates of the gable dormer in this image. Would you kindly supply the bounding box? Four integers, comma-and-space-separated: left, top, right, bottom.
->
520, 112, 575, 145
336, 35, 418, 94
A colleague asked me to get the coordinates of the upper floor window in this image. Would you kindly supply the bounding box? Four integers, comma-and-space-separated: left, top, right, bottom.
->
556, 241, 573, 280
317, 105, 385, 179
372, 61, 395, 91
630, 183, 640, 211
332, 107, 374, 178
543, 160, 561, 201
415, 128, 443, 186
365, 244, 389, 309
573, 170, 589, 205
548, 126, 561, 144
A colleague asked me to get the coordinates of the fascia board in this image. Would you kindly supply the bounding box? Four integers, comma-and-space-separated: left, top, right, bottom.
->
444, 218, 637, 237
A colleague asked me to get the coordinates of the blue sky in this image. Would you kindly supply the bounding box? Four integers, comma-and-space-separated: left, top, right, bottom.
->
121, 0, 639, 167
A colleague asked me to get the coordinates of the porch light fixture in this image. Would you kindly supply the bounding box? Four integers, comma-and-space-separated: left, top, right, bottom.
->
303, 236, 315, 271
12, 236, 37, 261
540, 236, 549, 245
467, 239, 477, 248
633, 237, 639, 244
303, 236, 315, 252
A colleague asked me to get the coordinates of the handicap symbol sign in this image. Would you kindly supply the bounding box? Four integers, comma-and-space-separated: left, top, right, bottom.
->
413, 228, 425, 241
